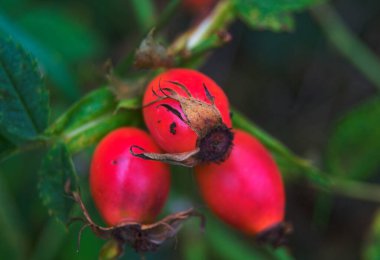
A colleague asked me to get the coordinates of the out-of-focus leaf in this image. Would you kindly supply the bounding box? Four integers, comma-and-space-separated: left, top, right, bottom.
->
18, 7, 102, 63
327, 98, 380, 180
0, 36, 49, 144
38, 143, 78, 224
232, 109, 331, 188
363, 210, 380, 260
0, 175, 28, 259
0, 0, 27, 15
30, 220, 66, 260
237, 7, 295, 31
233, 0, 324, 31
206, 217, 294, 260
0, 12, 79, 100
47, 87, 143, 154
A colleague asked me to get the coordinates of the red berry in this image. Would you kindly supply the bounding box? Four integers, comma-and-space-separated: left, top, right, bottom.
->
140, 68, 233, 166
195, 130, 286, 240
90, 127, 170, 226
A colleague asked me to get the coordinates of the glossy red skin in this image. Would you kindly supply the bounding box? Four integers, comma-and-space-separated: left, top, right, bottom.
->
143, 68, 231, 153
90, 127, 170, 226
195, 130, 285, 235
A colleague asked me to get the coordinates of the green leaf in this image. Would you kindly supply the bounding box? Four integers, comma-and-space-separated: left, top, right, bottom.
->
38, 143, 78, 224
47, 88, 117, 135
0, 11, 80, 101
233, 0, 323, 31
47, 87, 143, 154
237, 7, 295, 31
18, 7, 103, 63
327, 98, 380, 180
64, 110, 143, 154
0, 36, 49, 144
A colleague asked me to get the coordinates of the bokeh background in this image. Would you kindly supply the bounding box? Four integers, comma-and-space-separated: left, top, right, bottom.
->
1, 0, 380, 259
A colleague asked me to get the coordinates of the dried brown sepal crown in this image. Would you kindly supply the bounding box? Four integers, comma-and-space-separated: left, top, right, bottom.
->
105, 63, 145, 102
255, 222, 293, 247
134, 30, 173, 69
131, 81, 233, 167
66, 184, 205, 257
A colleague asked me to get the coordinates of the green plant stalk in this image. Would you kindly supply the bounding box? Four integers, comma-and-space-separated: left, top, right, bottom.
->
130, 0, 156, 32
331, 179, 380, 203
311, 3, 380, 90
231, 109, 331, 187
169, 0, 234, 55
232, 109, 380, 203
155, 0, 181, 32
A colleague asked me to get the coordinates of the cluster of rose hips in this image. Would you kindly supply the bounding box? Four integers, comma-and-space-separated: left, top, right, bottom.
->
89, 68, 287, 251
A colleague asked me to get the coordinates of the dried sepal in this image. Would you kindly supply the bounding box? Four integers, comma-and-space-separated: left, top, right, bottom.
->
106, 72, 145, 101
134, 30, 173, 69
67, 187, 205, 255
130, 145, 200, 167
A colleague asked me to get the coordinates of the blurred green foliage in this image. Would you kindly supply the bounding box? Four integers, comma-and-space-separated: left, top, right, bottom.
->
327, 97, 380, 181
1, 0, 380, 259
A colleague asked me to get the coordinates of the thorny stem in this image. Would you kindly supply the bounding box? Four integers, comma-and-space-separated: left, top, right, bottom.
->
311, 3, 380, 90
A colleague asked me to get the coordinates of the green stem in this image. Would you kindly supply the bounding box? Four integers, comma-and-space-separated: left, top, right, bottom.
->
155, 0, 181, 32
232, 109, 334, 189
170, 0, 234, 56
311, 3, 380, 90
130, 0, 156, 32
331, 179, 380, 203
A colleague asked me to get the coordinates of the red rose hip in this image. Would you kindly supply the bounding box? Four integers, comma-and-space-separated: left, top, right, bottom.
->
135, 68, 233, 167
90, 127, 170, 226
195, 130, 288, 244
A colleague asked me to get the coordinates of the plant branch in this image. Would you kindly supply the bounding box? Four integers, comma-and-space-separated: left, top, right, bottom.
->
311, 3, 380, 90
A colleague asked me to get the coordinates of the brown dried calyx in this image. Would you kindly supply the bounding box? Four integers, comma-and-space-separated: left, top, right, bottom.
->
66, 188, 205, 258
134, 30, 173, 69
131, 81, 233, 167
255, 222, 293, 247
